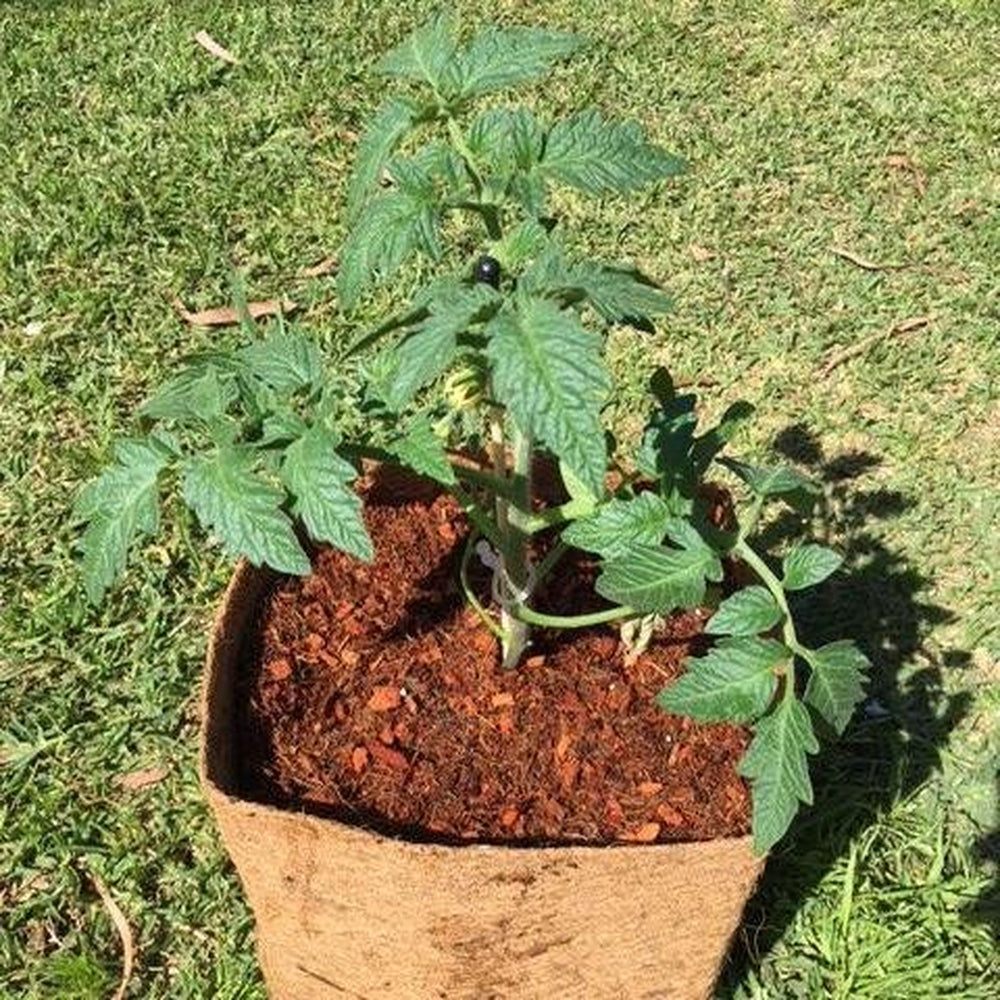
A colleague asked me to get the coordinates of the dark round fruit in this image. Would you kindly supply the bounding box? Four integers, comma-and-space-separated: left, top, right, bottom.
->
473, 255, 501, 288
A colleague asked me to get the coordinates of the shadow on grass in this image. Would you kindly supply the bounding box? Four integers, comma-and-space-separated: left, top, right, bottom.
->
717, 423, 974, 995
967, 814, 1000, 942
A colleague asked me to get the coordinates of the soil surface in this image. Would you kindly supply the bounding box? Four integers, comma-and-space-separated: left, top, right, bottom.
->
239, 475, 751, 844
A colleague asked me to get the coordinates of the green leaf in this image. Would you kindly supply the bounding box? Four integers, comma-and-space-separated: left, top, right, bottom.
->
377, 12, 459, 92
281, 426, 372, 562
346, 98, 420, 220
181, 448, 310, 575
719, 457, 820, 498
486, 297, 609, 497
539, 110, 685, 195
707, 586, 783, 636
455, 27, 582, 97
259, 411, 308, 447
384, 283, 500, 410
489, 219, 550, 271
657, 636, 787, 722
467, 107, 537, 162
803, 640, 870, 735
73, 439, 167, 603
386, 415, 456, 486
596, 538, 722, 614
574, 265, 673, 323
562, 492, 671, 559
738, 697, 819, 853
139, 366, 238, 422
239, 330, 323, 393
337, 187, 441, 310
782, 543, 843, 591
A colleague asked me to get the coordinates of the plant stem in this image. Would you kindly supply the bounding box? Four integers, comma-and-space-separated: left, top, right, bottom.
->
499, 424, 534, 668
733, 537, 803, 698
446, 116, 502, 239
512, 602, 636, 629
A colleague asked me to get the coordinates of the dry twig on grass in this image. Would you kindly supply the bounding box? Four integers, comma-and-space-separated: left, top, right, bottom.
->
819, 316, 933, 377
88, 869, 135, 1000
829, 245, 907, 272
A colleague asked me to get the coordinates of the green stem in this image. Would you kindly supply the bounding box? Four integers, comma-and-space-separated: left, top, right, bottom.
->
531, 541, 568, 589
446, 116, 502, 239
733, 537, 803, 699
522, 497, 595, 534
512, 602, 636, 630
499, 425, 534, 668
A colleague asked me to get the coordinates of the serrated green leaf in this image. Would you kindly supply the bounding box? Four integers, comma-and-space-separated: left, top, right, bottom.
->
347, 98, 421, 220
596, 540, 721, 614
719, 457, 820, 498
377, 12, 459, 92
139, 366, 239, 422
489, 219, 550, 271
803, 640, 870, 735
707, 586, 783, 636
281, 426, 372, 562
73, 439, 167, 603
338, 188, 441, 310
386, 415, 456, 486
384, 283, 500, 410
782, 543, 843, 591
455, 27, 582, 97
259, 411, 308, 447
539, 110, 685, 196
562, 492, 671, 559
580, 266, 673, 322
238, 331, 323, 393
738, 697, 819, 853
468, 107, 544, 168
658, 636, 787, 722
181, 448, 310, 575
486, 297, 609, 496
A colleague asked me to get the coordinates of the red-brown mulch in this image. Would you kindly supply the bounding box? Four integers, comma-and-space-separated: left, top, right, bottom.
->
238, 481, 751, 845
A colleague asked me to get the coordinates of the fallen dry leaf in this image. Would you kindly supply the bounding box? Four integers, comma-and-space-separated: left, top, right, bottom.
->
114, 767, 168, 792
298, 256, 338, 278
193, 30, 238, 65
689, 244, 715, 262
171, 296, 297, 327
490, 692, 515, 708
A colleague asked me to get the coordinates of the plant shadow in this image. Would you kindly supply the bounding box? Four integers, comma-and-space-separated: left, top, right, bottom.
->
716, 422, 974, 995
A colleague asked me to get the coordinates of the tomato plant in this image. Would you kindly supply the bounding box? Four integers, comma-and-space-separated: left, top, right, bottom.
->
75, 14, 868, 852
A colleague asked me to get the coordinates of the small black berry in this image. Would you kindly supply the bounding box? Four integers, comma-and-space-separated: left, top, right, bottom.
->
473, 255, 501, 288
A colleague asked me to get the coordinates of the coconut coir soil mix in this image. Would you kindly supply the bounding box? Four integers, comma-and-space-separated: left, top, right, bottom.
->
238, 480, 751, 845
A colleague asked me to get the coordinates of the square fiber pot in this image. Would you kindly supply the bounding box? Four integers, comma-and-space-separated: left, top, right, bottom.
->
200, 560, 765, 1000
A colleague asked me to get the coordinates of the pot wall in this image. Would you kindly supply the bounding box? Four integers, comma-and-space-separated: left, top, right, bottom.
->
201, 562, 764, 1000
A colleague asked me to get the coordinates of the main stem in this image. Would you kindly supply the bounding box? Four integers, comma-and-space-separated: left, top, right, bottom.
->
497, 422, 534, 668
734, 537, 802, 699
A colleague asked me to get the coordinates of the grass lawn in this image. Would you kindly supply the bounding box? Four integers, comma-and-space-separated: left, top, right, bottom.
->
1, 0, 998, 996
